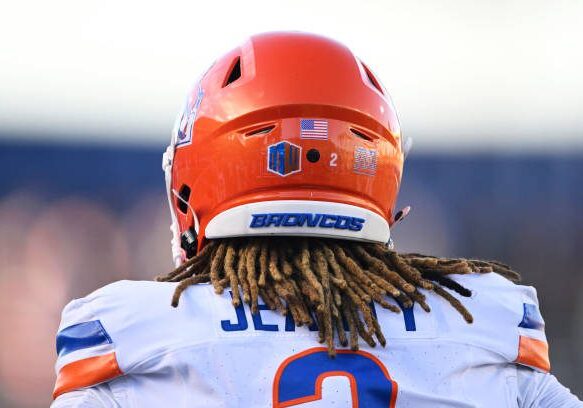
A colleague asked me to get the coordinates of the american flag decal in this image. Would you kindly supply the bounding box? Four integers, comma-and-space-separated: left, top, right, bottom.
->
353, 147, 377, 176
300, 119, 328, 140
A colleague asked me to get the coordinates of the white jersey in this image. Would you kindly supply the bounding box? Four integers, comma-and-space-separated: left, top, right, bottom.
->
51, 273, 580, 407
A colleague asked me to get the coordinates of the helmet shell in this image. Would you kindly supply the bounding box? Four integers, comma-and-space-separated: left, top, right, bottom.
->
165, 32, 404, 263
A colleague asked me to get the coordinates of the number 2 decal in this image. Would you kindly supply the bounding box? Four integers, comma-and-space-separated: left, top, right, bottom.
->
273, 347, 398, 407
329, 153, 338, 167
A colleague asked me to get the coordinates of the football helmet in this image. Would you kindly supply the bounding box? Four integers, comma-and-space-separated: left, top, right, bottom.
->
163, 32, 410, 266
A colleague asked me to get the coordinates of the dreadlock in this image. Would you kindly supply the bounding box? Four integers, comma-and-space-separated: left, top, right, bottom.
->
156, 237, 521, 356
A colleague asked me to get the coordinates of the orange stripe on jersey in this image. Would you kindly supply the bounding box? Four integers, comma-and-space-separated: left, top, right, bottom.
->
53, 352, 122, 399
515, 336, 550, 373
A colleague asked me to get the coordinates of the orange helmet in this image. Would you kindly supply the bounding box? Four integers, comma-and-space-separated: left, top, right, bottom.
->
163, 32, 410, 266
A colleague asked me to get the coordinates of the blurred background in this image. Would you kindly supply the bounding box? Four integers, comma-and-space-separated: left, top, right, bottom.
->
1, 0, 582, 406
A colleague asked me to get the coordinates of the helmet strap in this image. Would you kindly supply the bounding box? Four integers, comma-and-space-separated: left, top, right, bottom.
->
180, 227, 198, 258
393, 205, 411, 225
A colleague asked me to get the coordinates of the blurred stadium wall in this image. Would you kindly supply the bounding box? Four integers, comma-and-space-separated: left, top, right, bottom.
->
0, 139, 581, 407
1, 1, 582, 406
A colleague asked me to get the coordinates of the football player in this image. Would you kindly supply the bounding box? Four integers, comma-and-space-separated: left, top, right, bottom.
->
51, 32, 582, 407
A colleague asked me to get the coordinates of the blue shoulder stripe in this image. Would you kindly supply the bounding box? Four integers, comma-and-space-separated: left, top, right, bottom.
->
56, 320, 112, 357
518, 303, 545, 330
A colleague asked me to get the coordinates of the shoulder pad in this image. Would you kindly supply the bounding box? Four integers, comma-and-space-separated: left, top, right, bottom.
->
514, 286, 550, 372
449, 273, 550, 373
53, 288, 123, 399
53, 280, 208, 399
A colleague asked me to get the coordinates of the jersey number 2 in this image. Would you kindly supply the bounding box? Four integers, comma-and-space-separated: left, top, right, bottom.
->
273, 347, 398, 407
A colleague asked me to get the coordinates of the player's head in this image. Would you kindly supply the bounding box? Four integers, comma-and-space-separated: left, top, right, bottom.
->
162, 32, 411, 266
159, 32, 519, 355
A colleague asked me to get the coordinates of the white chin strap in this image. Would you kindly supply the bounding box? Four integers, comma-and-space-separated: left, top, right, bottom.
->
163, 82, 206, 267
163, 131, 200, 267
162, 143, 184, 267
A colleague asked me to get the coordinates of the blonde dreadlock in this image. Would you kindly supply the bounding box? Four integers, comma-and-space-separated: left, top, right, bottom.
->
156, 237, 520, 356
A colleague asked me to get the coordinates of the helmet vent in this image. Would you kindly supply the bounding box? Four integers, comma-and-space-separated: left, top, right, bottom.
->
177, 184, 191, 214
361, 62, 384, 95
246, 125, 275, 137
223, 57, 241, 87
350, 128, 375, 142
